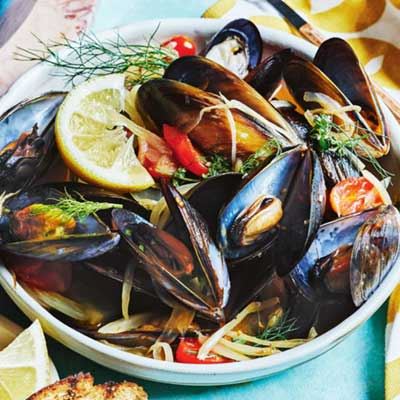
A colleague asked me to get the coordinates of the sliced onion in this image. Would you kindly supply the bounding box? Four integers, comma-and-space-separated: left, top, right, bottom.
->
121, 261, 135, 320
98, 312, 158, 334
210, 343, 251, 361
25, 286, 101, 324
197, 298, 279, 360
149, 342, 174, 362
218, 337, 280, 357
157, 307, 195, 343
131, 188, 162, 211
226, 331, 309, 349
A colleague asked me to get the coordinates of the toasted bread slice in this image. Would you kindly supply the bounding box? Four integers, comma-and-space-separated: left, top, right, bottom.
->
27, 372, 148, 400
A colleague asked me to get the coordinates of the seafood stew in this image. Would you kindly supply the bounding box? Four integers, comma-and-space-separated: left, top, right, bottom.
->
1, 19, 400, 365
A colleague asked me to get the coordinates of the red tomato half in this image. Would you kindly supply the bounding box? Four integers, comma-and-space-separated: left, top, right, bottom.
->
163, 124, 208, 176
137, 131, 178, 178
162, 35, 197, 57
175, 338, 233, 364
330, 176, 386, 217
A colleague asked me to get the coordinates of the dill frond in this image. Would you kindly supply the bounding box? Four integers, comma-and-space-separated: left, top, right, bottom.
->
31, 191, 123, 220
310, 114, 392, 180
258, 311, 297, 341
15, 28, 177, 86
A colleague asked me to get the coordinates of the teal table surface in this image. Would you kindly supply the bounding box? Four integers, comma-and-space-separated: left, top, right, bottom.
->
0, 1, 387, 399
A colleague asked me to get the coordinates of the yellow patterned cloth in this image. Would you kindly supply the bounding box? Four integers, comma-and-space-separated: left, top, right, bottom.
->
203, 1, 400, 398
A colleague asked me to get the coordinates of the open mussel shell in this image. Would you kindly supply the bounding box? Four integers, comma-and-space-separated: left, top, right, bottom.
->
0, 92, 65, 193
246, 49, 293, 100
137, 78, 296, 158
283, 54, 388, 158
287, 206, 400, 333
203, 18, 262, 79
112, 181, 231, 321
175, 173, 242, 240
289, 208, 380, 300
164, 56, 298, 145
314, 38, 386, 142
218, 145, 326, 275
350, 205, 400, 306
0, 185, 120, 261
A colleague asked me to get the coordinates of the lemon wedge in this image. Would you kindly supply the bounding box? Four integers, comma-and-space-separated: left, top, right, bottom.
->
0, 320, 51, 400
55, 74, 154, 192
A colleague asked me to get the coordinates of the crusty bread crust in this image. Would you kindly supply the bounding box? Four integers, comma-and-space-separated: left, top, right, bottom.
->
27, 372, 148, 400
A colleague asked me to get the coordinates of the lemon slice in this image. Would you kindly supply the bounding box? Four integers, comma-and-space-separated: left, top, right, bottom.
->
55, 74, 154, 192
0, 320, 50, 400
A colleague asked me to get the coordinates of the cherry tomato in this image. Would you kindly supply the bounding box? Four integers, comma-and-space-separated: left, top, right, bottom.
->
162, 35, 197, 57
163, 124, 209, 176
175, 337, 233, 364
330, 176, 386, 217
137, 131, 178, 178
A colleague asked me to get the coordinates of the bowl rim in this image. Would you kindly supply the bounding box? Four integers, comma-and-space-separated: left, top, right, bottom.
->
0, 17, 399, 378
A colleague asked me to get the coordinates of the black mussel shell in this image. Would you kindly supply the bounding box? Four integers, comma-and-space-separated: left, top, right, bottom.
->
283, 53, 388, 158
203, 18, 262, 78
137, 78, 291, 158
350, 205, 400, 306
246, 49, 293, 100
314, 38, 385, 140
0, 93, 65, 193
218, 145, 326, 275
112, 183, 231, 322
163, 56, 298, 146
0, 185, 120, 261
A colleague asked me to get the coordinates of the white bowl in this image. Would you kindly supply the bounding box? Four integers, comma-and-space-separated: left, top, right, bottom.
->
0, 18, 399, 386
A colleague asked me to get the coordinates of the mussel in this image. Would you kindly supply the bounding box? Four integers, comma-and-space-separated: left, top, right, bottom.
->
203, 19, 262, 79
137, 78, 298, 158
112, 180, 231, 321
0, 184, 120, 261
314, 38, 386, 145
288, 205, 400, 333
218, 145, 326, 275
283, 45, 389, 159
164, 56, 299, 146
246, 49, 293, 100
0, 93, 65, 193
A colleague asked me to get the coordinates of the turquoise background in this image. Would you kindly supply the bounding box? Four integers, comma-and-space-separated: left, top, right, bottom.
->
0, 0, 387, 399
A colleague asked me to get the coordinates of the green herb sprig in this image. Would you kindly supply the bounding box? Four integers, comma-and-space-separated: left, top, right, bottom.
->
310, 114, 391, 180
258, 311, 297, 341
204, 154, 231, 178
171, 154, 232, 187
171, 167, 200, 187
240, 139, 282, 175
30, 191, 123, 220
15, 28, 177, 86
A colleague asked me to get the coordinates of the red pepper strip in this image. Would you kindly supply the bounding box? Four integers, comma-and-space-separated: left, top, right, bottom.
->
163, 124, 209, 176
175, 337, 233, 364
161, 35, 197, 57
